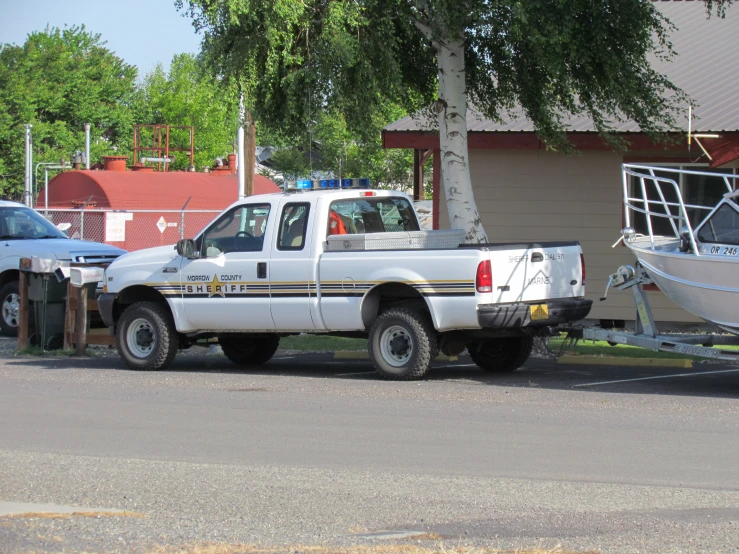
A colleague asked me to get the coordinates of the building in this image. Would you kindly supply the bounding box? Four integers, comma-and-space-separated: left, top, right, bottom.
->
382, 1, 739, 328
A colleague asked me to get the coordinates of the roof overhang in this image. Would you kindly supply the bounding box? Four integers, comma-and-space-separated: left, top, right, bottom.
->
382, 130, 694, 152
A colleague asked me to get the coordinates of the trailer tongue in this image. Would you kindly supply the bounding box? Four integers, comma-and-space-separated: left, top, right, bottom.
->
571, 263, 739, 362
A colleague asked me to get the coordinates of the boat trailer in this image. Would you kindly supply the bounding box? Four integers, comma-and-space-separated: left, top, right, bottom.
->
569, 264, 739, 361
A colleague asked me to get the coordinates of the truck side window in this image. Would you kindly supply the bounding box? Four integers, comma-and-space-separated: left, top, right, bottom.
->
277, 203, 310, 250
198, 203, 271, 256
328, 198, 420, 235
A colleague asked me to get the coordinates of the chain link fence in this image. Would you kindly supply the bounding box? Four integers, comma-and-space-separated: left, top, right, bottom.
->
42, 209, 221, 252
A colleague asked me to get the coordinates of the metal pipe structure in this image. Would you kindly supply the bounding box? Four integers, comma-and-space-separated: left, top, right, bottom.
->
35, 162, 70, 213
24, 125, 32, 206
43, 164, 71, 213
84, 123, 91, 169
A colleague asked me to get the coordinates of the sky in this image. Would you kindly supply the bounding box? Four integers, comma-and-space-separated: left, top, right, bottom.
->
0, 0, 203, 78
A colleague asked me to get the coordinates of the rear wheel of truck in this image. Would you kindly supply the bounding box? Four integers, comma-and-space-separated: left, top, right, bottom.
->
220, 335, 280, 366
467, 336, 534, 372
116, 301, 178, 371
369, 307, 436, 380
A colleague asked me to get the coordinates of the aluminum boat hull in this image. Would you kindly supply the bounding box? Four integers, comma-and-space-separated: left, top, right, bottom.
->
628, 238, 739, 333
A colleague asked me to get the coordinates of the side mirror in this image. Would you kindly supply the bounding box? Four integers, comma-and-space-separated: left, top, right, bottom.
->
176, 239, 199, 259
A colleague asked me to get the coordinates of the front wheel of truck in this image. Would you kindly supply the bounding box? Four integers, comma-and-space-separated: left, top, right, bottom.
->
116, 301, 178, 371
467, 336, 534, 372
369, 307, 436, 380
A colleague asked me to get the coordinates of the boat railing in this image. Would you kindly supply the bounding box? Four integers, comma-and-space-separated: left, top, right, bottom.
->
621, 164, 735, 255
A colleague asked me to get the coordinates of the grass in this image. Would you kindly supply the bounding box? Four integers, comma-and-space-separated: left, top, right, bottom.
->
279, 335, 368, 352
550, 335, 739, 360
278, 333, 739, 362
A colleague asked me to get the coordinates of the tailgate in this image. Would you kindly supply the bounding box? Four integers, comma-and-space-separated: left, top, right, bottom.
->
487, 242, 584, 303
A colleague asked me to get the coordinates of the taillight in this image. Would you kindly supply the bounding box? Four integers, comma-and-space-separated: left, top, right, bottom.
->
476, 260, 492, 292
580, 253, 586, 286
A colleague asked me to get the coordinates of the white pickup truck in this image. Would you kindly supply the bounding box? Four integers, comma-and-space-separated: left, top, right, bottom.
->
0, 200, 124, 336
99, 187, 591, 379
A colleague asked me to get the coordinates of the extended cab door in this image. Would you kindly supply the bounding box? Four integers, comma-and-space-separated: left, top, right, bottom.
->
180, 201, 275, 330
269, 200, 316, 330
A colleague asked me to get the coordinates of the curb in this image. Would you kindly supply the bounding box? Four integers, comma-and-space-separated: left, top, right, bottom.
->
333, 351, 458, 361
558, 354, 692, 368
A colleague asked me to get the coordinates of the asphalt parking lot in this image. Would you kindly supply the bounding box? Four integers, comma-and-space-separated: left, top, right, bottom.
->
1, 343, 738, 553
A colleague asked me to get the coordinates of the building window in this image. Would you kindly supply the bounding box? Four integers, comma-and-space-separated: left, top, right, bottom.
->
627, 165, 734, 236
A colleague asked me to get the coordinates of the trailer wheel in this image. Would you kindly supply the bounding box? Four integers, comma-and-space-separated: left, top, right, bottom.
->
116, 301, 178, 370
220, 335, 280, 366
467, 336, 533, 372
369, 307, 436, 380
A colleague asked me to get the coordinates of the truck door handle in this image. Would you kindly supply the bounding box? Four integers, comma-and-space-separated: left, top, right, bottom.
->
257, 262, 267, 279
531, 252, 543, 262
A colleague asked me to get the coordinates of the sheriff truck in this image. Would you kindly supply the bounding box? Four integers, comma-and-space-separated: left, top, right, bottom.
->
98, 185, 591, 380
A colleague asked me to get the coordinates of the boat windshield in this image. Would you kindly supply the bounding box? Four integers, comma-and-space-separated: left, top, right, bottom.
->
696, 202, 739, 246
0, 207, 68, 240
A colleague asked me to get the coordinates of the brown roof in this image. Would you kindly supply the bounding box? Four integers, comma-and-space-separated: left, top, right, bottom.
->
385, 1, 739, 135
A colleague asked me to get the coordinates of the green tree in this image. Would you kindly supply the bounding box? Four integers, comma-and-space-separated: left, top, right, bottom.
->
180, 0, 732, 242
134, 53, 240, 171
0, 26, 137, 199
260, 103, 414, 190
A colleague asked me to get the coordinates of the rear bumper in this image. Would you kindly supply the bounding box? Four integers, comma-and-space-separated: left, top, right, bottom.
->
478, 298, 592, 329
97, 293, 116, 328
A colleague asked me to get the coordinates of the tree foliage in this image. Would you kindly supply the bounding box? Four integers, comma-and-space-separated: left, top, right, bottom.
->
260, 103, 414, 189
134, 53, 240, 171
0, 26, 137, 198
179, 0, 729, 150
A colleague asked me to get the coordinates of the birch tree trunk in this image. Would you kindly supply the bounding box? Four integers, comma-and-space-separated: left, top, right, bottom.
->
435, 37, 488, 243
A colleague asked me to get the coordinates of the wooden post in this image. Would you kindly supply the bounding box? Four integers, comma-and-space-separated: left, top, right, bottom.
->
17, 271, 29, 350
64, 282, 74, 350
75, 284, 89, 356
245, 110, 256, 197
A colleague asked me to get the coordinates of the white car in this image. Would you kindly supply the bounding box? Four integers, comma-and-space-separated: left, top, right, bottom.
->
0, 200, 125, 336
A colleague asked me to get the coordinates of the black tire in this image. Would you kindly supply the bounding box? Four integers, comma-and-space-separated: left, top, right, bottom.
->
0, 281, 21, 337
368, 307, 437, 380
116, 301, 178, 370
467, 336, 534, 372
220, 335, 280, 366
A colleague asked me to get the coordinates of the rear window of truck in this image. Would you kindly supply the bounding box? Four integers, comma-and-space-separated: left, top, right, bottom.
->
328, 198, 420, 235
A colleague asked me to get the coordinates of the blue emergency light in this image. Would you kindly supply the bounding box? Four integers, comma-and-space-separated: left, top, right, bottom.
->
285, 176, 372, 191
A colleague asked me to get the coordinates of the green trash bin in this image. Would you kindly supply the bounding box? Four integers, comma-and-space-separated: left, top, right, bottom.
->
27, 272, 67, 350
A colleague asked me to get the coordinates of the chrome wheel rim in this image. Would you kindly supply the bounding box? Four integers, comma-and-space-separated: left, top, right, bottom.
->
127, 317, 155, 358
2, 293, 19, 328
380, 325, 413, 369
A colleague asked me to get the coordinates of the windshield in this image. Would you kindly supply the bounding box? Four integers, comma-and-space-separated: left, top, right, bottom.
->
0, 207, 68, 239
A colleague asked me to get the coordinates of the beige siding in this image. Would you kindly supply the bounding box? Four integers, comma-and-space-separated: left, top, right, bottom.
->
437, 149, 701, 325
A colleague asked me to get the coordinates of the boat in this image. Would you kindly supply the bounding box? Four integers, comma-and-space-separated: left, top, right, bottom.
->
620, 164, 739, 334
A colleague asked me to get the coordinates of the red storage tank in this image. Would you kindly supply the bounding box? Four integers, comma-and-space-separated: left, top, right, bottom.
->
38, 156, 280, 252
